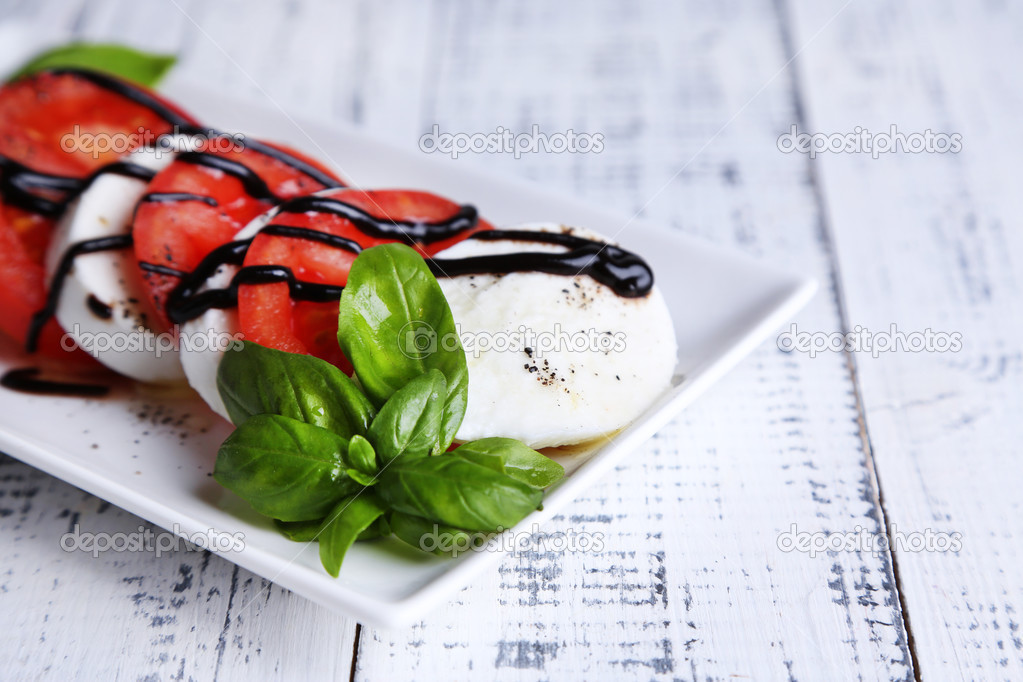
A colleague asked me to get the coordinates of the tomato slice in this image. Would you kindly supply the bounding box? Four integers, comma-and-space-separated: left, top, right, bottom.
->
237, 188, 492, 371
132, 138, 344, 332
0, 69, 197, 358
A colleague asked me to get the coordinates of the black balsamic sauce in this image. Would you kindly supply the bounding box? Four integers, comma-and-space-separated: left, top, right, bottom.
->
237, 137, 343, 189
158, 224, 362, 324
139, 192, 219, 207
25, 235, 135, 352
175, 151, 279, 202
41, 68, 195, 128
430, 229, 653, 298
147, 214, 653, 324
6, 68, 654, 359
85, 294, 113, 320
0, 155, 80, 216
0, 367, 109, 397
4, 69, 347, 354
275, 195, 478, 246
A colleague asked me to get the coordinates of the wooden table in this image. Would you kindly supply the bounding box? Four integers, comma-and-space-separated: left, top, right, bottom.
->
0, 1, 1018, 680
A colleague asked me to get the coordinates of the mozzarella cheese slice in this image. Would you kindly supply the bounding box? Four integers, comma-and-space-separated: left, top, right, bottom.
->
434, 222, 678, 449
178, 209, 276, 420
46, 138, 198, 383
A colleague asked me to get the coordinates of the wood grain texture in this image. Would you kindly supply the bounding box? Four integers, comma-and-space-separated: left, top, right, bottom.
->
6, 0, 1007, 679
789, 1, 1023, 680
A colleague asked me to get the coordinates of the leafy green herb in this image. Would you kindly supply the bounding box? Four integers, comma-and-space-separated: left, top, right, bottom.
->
9, 43, 177, 86
376, 456, 543, 532
454, 438, 565, 489
338, 244, 467, 450
274, 518, 324, 543
218, 341, 375, 437
366, 369, 447, 464
357, 515, 391, 542
214, 244, 565, 577
318, 494, 387, 577
389, 512, 487, 557
346, 435, 377, 475
214, 415, 358, 522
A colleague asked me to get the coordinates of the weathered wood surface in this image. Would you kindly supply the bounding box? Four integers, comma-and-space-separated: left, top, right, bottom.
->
0, 0, 1014, 679
790, 1, 1023, 680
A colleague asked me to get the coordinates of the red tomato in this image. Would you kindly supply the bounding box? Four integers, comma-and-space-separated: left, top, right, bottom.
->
237, 188, 492, 371
0, 69, 197, 358
131, 138, 343, 332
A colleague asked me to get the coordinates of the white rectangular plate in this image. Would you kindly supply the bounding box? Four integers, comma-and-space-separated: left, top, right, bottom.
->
0, 79, 815, 628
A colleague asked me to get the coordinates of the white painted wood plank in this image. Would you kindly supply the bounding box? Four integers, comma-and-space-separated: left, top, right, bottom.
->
0, 455, 357, 680
788, 1, 1023, 680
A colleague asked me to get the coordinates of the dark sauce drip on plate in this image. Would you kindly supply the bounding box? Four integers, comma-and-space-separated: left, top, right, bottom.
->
0, 367, 109, 397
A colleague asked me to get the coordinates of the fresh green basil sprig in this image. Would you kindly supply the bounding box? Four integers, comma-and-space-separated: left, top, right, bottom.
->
9, 43, 177, 86
214, 243, 565, 577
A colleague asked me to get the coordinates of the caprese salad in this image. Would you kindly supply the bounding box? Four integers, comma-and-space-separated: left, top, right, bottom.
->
0, 44, 677, 574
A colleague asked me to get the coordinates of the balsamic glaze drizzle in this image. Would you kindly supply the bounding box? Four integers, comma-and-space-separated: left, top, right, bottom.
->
175, 151, 279, 201
430, 229, 653, 298
148, 220, 653, 325
140, 192, 219, 207
157, 224, 362, 324
2, 68, 348, 354
274, 196, 479, 246
0, 367, 109, 397
43, 68, 195, 128
86, 294, 113, 320
25, 235, 135, 353
3, 67, 654, 364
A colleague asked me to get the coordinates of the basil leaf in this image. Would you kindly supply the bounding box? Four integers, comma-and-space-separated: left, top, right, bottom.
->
454, 438, 565, 489
9, 43, 176, 86
345, 469, 377, 487
338, 244, 467, 448
377, 456, 543, 532
367, 370, 446, 464
217, 341, 375, 438
346, 435, 377, 477
276, 511, 387, 543
214, 414, 358, 522
357, 514, 391, 541
318, 493, 387, 577
274, 518, 324, 543
389, 512, 489, 557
